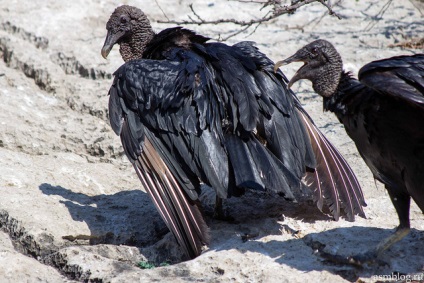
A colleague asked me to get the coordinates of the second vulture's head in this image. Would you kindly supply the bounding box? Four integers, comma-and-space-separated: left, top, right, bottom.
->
101, 5, 154, 62
274, 39, 343, 98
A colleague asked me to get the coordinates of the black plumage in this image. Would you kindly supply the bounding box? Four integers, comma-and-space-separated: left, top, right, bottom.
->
101, 6, 366, 260
276, 39, 424, 264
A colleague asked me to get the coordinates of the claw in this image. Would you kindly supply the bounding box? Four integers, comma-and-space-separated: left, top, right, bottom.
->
318, 249, 389, 268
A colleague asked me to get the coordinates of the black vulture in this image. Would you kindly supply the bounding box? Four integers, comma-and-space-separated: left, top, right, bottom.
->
275, 39, 424, 264
101, 6, 366, 260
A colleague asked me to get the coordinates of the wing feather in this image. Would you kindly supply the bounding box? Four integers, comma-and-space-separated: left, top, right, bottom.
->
359, 54, 424, 107
297, 107, 366, 221
108, 61, 211, 258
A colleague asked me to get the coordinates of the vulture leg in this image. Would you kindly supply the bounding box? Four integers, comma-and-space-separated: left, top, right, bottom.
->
213, 196, 235, 222
375, 186, 411, 255
320, 185, 411, 267
323, 185, 411, 266
348, 186, 411, 266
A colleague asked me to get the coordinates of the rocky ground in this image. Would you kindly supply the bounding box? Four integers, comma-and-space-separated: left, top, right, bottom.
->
0, 0, 423, 282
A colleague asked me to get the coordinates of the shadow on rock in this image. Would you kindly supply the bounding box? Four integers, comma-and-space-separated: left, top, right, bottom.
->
201, 187, 334, 225
208, 222, 424, 282
39, 183, 168, 247
41, 182, 421, 274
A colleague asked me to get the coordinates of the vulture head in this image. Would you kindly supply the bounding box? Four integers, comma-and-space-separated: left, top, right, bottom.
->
274, 39, 343, 98
101, 5, 154, 62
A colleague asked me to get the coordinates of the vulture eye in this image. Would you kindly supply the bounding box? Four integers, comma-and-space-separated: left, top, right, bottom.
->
120, 15, 128, 24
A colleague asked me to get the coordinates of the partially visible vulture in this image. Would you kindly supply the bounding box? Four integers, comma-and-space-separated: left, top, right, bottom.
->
275, 39, 424, 264
101, 6, 366, 260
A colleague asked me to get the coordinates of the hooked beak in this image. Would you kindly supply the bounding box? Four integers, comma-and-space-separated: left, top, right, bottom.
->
101, 29, 126, 59
274, 59, 290, 73
274, 51, 308, 88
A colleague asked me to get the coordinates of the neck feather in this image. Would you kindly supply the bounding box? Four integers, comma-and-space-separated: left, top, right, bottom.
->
312, 64, 342, 98
323, 71, 357, 113
120, 24, 155, 61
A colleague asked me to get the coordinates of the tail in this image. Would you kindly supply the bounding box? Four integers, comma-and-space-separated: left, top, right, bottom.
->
133, 138, 210, 259
296, 107, 366, 221
225, 134, 299, 200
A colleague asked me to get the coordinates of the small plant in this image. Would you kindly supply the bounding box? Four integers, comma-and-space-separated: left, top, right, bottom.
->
137, 261, 171, 269
137, 261, 155, 269
159, 262, 170, 267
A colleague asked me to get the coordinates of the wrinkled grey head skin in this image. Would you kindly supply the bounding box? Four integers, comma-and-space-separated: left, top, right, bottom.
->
101, 5, 154, 62
274, 39, 343, 98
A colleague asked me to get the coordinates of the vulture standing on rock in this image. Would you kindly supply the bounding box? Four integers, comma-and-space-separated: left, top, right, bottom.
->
101, 6, 366, 260
275, 39, 424, 265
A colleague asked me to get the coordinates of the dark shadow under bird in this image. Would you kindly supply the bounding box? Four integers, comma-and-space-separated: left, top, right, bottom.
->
101, 6, 366, 260
275, 39, 424, 265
